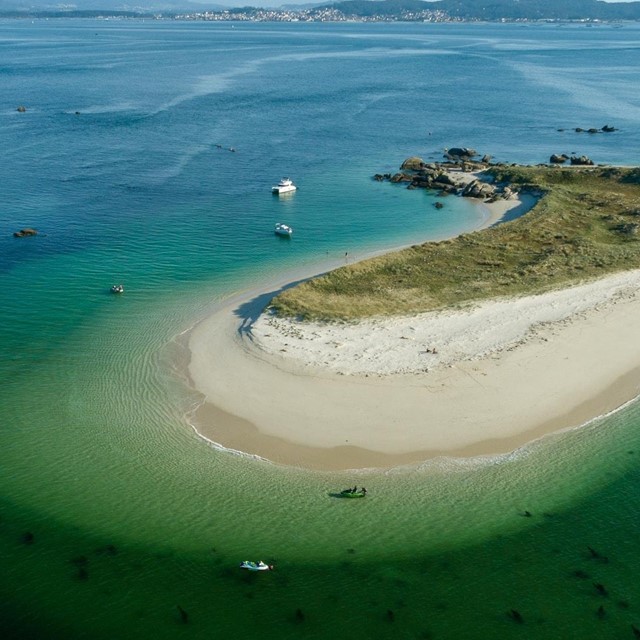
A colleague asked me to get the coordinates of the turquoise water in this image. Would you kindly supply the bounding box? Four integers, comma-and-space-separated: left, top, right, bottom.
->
2, 19, 640, 639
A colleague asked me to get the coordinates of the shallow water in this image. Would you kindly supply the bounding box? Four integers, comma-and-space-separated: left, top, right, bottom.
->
2, 19, 640, 638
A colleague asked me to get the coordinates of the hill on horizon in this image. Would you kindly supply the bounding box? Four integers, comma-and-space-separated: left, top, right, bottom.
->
2, 0, 640, 19
320, 0, 640, 20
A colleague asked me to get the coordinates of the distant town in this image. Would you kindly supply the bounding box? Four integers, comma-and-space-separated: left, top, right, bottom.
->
173, 0, 640, 23
174, 7, 455, 22
2, 0, 640, 23
0, 6, 455, 22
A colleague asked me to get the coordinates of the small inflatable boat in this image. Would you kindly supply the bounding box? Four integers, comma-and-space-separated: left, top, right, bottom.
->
339, 488, 367, 498
239, 560, 273, 571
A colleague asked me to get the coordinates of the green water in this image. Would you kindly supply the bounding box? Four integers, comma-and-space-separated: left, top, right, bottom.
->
3, 398, 640, 638
3, 280, 640, 639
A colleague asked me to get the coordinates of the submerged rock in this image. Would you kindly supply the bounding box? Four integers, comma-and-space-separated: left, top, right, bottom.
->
20, 531, 34, 544
13, 228, 38, 237
508, 609, 524, 624
177, 605, 189, 624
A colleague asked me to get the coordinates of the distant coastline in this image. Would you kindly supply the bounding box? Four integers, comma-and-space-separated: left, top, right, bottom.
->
5, 0, 640, 23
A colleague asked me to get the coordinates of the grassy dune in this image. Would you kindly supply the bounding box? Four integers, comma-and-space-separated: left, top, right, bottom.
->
270, 166, 640, 321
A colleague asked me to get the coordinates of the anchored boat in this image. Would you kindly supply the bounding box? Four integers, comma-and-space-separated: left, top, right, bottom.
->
338, 487, 367, 498
272, 177, 297, 194
240, 560, 273, 571
274, 223, 293, 237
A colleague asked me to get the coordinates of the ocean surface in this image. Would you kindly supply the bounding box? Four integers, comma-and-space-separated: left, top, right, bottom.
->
2, 18, 640, 639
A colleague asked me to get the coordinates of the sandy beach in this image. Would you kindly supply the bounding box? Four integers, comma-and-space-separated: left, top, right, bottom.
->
187, 186, 640, 470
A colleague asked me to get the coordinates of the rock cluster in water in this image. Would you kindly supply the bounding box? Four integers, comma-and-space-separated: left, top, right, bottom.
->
567, 124, 617, 134
549, 154, 595, 165
373, 148, 514, 203
13, 228, 38, 237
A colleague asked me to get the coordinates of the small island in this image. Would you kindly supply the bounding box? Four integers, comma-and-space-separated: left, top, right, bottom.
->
188, 158, 640, 470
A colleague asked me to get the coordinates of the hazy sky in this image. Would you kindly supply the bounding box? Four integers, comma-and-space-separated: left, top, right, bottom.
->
189, 0, 640, 4
221, 0, 640, 3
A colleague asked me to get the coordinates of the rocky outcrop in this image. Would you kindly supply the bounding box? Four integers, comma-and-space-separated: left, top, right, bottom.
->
432, 173, 456, 187
374, 149, 517, 203
570, 155, 594, 166
444, 147, 477, 161
390, 172, 413, 183
502, 186, 514, 200
550, 153, 596, 166
602, 124, 617, 132
400, 157, 424, 171
13, 228, 38, 237
461, 179, 496, 199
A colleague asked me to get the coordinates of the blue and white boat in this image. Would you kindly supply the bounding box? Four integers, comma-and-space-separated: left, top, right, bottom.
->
272, 177, 297, 194
274, 223, 293, 237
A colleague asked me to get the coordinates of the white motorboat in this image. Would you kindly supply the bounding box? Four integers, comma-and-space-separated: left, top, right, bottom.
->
240, 560, 273, 571
110, 284, 124, 294
274, 223, 293, 237
272, 178, 297, 194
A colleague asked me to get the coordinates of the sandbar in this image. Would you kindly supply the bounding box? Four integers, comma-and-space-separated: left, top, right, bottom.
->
186, 188, 640, 470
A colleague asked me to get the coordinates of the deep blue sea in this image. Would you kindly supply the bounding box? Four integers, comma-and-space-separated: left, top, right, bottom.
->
2, 18, 640, 639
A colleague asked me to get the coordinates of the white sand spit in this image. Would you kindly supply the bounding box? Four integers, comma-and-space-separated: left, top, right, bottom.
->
251, 273, 640, 377
186, 182, 640, 469
188, 269, 640, 465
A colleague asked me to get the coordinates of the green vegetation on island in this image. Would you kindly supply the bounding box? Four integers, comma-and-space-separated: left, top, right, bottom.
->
269, 166, 640, 321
